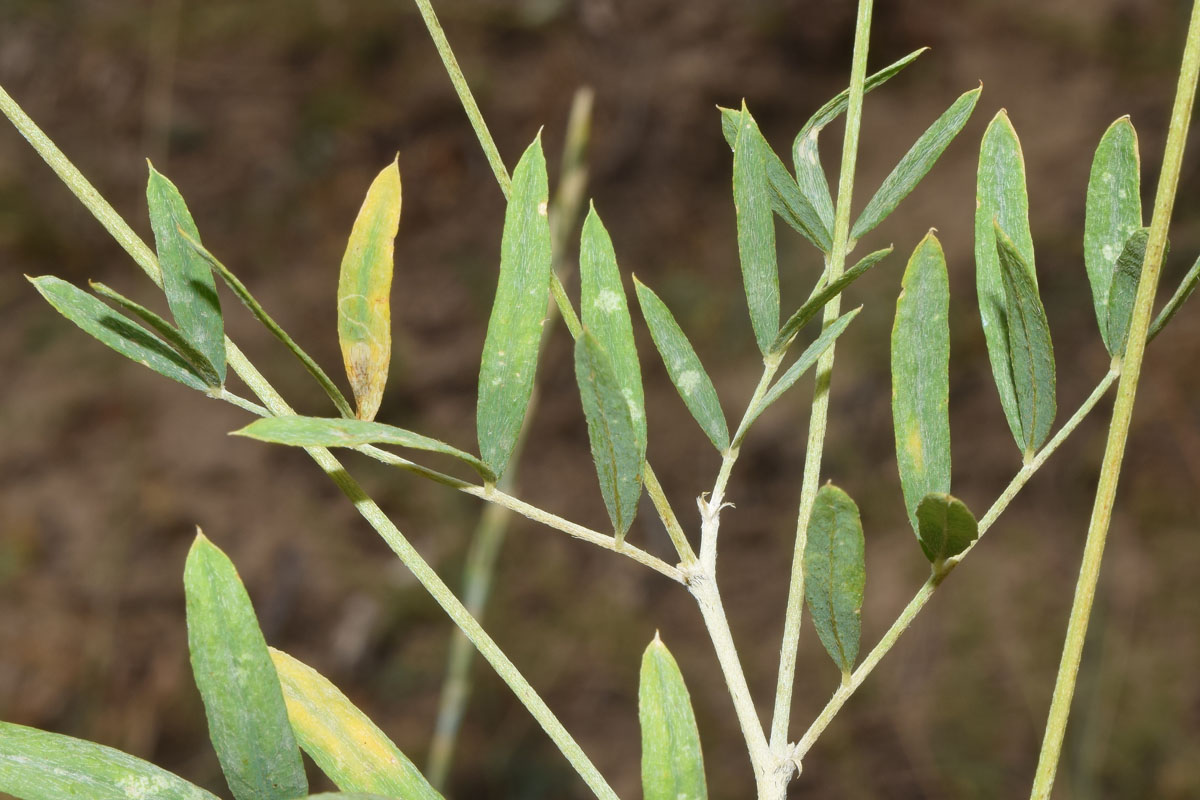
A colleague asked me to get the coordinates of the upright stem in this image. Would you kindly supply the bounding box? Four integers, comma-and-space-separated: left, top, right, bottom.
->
1029, 4, 1200, 796
769, 0, 874, 755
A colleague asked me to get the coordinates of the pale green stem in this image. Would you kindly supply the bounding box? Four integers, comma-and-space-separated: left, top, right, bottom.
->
1030, 4, 1200, 795
214, 388, 270, 417
0, 85, 620, 800
791, 368, 1118, 764
770, 0, 874, 756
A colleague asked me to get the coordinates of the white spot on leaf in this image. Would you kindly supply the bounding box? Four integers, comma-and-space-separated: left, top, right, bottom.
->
677, 370, 701, 396
594, 290, 622, 314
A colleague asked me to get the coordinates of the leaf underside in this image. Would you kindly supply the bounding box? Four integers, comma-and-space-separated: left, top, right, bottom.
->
915, 492, 979, 563
804, 484, 865, 676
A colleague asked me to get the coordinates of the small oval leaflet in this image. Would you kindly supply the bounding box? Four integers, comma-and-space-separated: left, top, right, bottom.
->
639, 635, 708, 800
804, 484, 866, 678
915, 492, 979, 564
1084, 117, 1142, 339
338, 158, 401, 422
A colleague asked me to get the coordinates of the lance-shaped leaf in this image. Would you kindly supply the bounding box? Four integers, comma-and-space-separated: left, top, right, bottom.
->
853, 85, 982, 240
269, 649, 443, 800
800, 48, 928, 137
804, 484, 865, 677
1104, 228, 1151, 356
915, 492, 978, 564
0, 721, 220, 800
891, 233, 951, 533
580, 205, 645, 453
184, 532, 307, 800
29, 275, 209, 391
639, 635, 707, 800
1084, 117, 1142, 337
733, 103, 781, 354
976, 111, 1036, 447
719, 106, 830, 251
790, 124, 835, 242
1150, 252, 1200, 341
146, 164, 225, 383
772, 246, 892, 353
338, 158, 401, 422
996, 224, 1056, 455
477, 135, 553, 480
575, 331, 643, 541
234, 416, 495, 483
633, 277, 729, 452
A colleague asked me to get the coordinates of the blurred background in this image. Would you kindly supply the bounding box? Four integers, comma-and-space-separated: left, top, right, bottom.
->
2, 1, 1200, 797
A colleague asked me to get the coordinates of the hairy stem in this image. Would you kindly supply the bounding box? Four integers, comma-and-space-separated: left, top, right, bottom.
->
770, 0, 874, 755
1030, 4, 1200, 795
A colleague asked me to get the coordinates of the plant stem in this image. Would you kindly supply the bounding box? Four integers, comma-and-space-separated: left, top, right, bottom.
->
643, 462, 697, 565
1029, 4, 1200, 795
769, 0, 874, 756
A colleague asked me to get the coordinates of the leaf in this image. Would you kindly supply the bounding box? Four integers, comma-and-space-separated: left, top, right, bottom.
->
575, 332, 643, 541
915, 492, 979, 564
996, 223, 1056, 455
234, 416, 496, 483
976, 110, 1036, 448
733, 102, 781, 354
852, 86, 982, 240
89, 281, 222, 387
301, 795, 403, 799
633, 277, 729, 452
338, 158, 401, 422
803, 484, 865, 677
747, 307, 861, 432
1084, 117, 1142, 337
891, 233, 951, 533
28, 275, 209, 391
1149, 252, 1200, 341
639, 635, 707, 800
772, 246, 892, 353
799, 48, 929, 137
146, 164, 225, 383
0, 721, 220, 800
477, 134, 553, 480
580, 205, 645, 453
718, 107, 831, 251
184, 532, 308, 800
791, 124, 835, 242
1104, 228, 1150, 356
269, 649, 444, 800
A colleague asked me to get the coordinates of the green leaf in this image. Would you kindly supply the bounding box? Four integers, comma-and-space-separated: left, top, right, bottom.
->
718, 107, 831, 251
803, 484, 865, 677
184, 532, 307, 800
976, 110, 1036, 448
733, 103, 781, 354
580, 205, 645, 453
639, 635, 707, 800
1149, 252, 1200, 341
269, 649, 444, 800
852, 86, 982, 240
0, 721, 220, 800
772, 246, 892, 353
891, 233, 951, 533
575, 332, 643, 541
915, 492, 979, 564
748, 307, 861, 432
234, 416, 495, 483
89, 281, 222, 387
182, 233, 356, 419
791, 124, 836, 243
146, 164, 225, 384
1104, 228, 1150, 356
338, 159, 401, 422
28, 275, 209, 391
633, 277, 729, 452
301, 795, 401, 799
996, 223, 1056, 455
799, 48, 928, 137
477, 134, 553, 480
1084, 117, 1142, 337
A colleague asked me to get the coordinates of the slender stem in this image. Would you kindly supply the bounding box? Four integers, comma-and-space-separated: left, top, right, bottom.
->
769, 0, 874, 755
643, 462, 697, 565
1030, 5, 1200, 795
214, 388, 270, 417
792, 368, 1118, 763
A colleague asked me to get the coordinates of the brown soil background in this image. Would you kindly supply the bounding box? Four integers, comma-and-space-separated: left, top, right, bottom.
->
3, 1, 1200, 798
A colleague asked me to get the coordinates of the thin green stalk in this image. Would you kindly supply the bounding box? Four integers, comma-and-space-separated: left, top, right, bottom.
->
0, 85, 620, 800
769, 0, 874, 755
1030, 4, 1200, 795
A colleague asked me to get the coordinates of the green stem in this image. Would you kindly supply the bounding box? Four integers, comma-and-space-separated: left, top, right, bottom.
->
793, 369, 1119, 764
1030, 4, 1200, 795
769, 0, 874, 756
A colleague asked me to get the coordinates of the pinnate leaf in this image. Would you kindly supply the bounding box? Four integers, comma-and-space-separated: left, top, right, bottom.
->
477, 135, 553, 480
639, 635, 707, 800
1084, 117, 1142, 337
915, 492, 978, 564
184, 532, 308, 800
733, 102, 781, 354
804, 484, 865, 677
